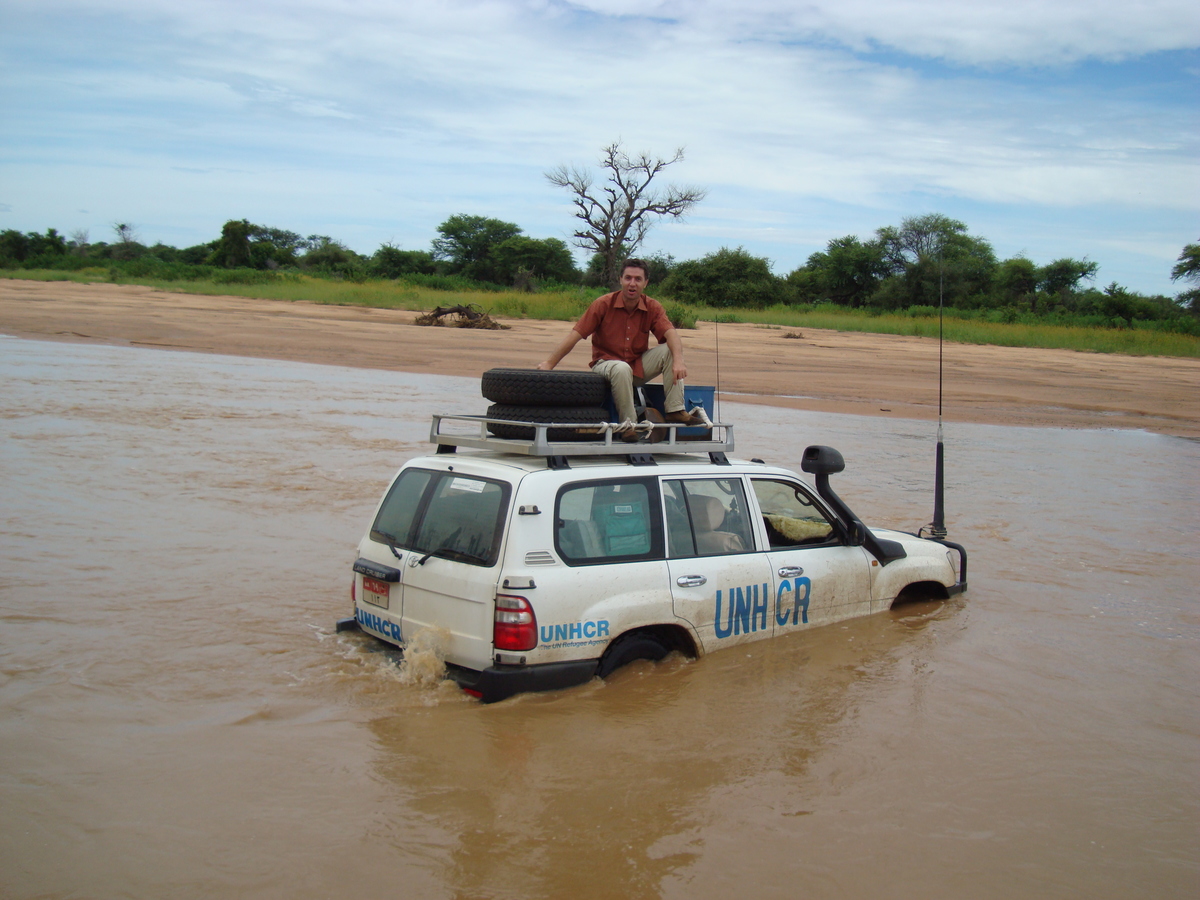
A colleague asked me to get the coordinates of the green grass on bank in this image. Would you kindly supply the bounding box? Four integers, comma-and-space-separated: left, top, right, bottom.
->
4, 267, 596, 321
721, 307, 1200, 357
6, 268, 1199, 358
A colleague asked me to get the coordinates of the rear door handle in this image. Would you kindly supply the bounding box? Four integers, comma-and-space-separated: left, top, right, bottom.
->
676, 575, 707, 587
778, 566, 804, 578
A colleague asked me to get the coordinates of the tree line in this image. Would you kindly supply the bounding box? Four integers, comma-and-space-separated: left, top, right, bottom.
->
2, 138, 1196, 332
0, 216, 582, 290
3, 214, 1195, 331
663, 217, 1198, 333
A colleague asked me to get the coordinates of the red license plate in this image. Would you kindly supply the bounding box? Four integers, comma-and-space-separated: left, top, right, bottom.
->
362, 576, 390, 609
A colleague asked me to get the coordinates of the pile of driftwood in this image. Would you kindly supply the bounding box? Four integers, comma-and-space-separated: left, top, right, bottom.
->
414, 304, 509, 330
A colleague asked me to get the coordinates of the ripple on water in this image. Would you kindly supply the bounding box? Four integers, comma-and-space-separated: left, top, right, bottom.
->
1, 336, 1197, 900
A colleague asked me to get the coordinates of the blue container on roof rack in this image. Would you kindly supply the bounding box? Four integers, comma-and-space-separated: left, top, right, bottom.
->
633, 384, 716, 437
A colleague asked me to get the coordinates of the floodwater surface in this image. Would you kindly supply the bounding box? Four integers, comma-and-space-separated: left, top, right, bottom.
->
1, 336, 1197, 899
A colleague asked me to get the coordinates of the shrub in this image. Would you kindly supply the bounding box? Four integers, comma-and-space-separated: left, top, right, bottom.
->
906, 305, 939, 318
660, 247, 786, 309
662, 301, 697, 329
370, 245, 437, 279
397, 272, 504, 292
489, 236, 580, 286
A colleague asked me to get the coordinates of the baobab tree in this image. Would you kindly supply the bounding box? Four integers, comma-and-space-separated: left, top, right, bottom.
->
546, 141, 705, 288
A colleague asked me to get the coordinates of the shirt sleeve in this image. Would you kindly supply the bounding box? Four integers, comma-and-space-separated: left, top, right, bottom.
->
646, 299, 673, 342
574, 295, 609, 338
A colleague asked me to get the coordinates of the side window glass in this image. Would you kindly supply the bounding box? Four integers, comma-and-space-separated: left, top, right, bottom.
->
666, 478, 754, 558
663, 480, 694, 557
751, 479, 837, 548
556, 480, 660, 564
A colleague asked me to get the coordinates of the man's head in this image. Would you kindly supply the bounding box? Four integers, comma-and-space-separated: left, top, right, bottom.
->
619, 259, 649, 303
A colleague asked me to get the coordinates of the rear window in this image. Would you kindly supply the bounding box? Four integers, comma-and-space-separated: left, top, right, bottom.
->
371, 468, 509, 566
555, 478, 663, 565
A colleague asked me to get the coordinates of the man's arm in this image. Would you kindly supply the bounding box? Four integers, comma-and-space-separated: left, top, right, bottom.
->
537, 328, 585, 370
664, 328, 688, 382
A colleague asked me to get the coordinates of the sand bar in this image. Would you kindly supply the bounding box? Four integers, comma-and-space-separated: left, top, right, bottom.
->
2, 278, 1197, 438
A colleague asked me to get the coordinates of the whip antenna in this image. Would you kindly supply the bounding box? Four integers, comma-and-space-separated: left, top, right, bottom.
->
929, 245, 948, 539
711, 317, 721, 423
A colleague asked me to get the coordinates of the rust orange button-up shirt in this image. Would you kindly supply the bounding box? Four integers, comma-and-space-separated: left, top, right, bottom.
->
574, 291, 673, 379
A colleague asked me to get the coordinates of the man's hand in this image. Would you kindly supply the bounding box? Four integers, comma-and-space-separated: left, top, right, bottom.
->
539, 328, 584, 372
664, 328, 687, 383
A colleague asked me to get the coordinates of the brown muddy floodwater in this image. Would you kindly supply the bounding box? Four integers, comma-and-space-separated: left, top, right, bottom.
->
1, 335, 1197, 899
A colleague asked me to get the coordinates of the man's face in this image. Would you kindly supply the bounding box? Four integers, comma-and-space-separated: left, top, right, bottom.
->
620, 267, 648, 300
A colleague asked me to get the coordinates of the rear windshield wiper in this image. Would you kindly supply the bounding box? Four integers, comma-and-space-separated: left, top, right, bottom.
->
415, 528, 487, 565
374, 529, 405, 561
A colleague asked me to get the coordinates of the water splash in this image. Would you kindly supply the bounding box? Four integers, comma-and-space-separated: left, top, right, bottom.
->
396, 626, 450, 686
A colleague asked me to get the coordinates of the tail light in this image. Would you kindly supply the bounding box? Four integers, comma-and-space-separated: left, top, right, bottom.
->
350, 576, 356, 605
494, 594, 537, 651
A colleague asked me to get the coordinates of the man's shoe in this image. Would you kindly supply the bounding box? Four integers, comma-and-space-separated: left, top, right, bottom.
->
611, 419, 640, 443
665, 407, 713, 440
663, 409, 703, 426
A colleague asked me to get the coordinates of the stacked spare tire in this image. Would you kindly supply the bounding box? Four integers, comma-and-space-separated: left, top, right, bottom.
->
481, 368, 611, 441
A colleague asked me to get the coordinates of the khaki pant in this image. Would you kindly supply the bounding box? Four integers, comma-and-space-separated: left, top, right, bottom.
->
593, 344, 685, 424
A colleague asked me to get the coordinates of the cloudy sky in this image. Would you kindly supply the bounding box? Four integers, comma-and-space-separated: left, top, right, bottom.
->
2, 0, 1197, 295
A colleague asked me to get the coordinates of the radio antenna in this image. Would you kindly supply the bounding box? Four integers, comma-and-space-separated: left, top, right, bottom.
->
928, 244, 948, 539
713, 318, 721, 423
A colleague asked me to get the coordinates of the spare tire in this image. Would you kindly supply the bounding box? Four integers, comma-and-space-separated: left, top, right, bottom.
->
485, 404, 611, 441
481, 368, 609, 407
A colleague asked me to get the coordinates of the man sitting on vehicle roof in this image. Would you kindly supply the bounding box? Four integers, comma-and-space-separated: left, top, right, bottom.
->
537, 258, 704, 442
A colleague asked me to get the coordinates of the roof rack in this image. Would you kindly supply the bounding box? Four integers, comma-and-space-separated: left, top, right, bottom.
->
429, 414, 735, 459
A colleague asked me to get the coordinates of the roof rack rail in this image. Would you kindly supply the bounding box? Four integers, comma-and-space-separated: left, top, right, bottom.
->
429, 414, 735, 458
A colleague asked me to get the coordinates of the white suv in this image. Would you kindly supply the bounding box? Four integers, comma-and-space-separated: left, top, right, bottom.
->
340, 414, 967, 702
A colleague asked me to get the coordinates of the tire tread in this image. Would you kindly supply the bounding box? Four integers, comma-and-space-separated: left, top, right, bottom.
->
481, 368, 609, 406
485, 404, 611, 441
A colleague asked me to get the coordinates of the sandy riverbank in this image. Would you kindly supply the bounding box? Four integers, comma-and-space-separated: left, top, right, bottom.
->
2, 278, 1197, 438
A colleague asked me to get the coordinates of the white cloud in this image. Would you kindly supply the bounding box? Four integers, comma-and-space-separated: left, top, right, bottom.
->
1, 0, 1196, 294
569, 0, 1200, 65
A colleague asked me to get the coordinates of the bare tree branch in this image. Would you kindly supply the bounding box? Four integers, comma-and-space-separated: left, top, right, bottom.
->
546, 141, 706, 288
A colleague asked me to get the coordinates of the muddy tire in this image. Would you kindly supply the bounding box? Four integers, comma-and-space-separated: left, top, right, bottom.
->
597, 632, 670, 678
485, 404, 611, 441
481, 368, 609, 407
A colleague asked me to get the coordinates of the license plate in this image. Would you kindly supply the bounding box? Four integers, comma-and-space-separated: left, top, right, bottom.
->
362, 576, 390, 609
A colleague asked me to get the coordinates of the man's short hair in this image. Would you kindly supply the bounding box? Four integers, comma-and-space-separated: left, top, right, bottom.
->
621, 259, 649, 278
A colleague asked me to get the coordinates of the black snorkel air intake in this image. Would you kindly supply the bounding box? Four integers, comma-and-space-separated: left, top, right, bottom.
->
802, 445, 908, 566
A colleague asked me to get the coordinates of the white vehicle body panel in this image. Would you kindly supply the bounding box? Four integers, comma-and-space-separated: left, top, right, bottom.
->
522, 559, 673, 662
399, 555, 497, 671
763, 544, 875, 629
668, 552, 775, 650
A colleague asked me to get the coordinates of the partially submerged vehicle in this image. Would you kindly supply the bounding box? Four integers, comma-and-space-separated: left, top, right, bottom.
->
338, 377, 967, 703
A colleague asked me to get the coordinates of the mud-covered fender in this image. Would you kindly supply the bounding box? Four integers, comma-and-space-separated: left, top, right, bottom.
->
869, 532, 961, 606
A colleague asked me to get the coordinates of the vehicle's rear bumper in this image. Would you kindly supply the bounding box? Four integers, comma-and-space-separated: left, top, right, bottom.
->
447, 659, 600, 703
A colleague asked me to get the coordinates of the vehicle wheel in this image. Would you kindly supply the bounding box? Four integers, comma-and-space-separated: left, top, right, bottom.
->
485, 404, 611, 441
597, 632, 670, 678
481, 368, 609, 406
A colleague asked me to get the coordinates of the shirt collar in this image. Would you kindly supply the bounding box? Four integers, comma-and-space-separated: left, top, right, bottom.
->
608, 290, 647, 312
